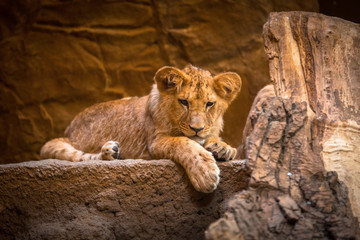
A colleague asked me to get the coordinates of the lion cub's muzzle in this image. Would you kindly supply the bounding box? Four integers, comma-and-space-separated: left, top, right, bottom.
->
189, 125, 204, 134
188, 112, 206, 136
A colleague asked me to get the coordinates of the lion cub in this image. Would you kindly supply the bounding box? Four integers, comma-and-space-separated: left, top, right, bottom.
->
40, 65, 241, 193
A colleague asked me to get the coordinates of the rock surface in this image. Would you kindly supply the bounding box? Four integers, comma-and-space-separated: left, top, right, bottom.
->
0, 0, 318, 164
0, 159, 249, 240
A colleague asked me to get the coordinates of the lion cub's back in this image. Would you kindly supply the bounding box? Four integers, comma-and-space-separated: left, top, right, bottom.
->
65, 96, 149, 156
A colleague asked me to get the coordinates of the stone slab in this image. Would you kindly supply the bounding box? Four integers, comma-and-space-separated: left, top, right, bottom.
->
0, 159, 248, 240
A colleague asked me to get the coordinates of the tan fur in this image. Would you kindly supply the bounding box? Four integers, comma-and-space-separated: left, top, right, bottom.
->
40, 65, 242, 193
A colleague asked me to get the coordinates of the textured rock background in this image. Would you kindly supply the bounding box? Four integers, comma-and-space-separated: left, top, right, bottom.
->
0, 0, 319, 163
0, 159, 248, 240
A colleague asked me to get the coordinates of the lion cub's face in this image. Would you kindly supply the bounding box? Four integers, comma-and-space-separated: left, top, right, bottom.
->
155, 65, 241, 141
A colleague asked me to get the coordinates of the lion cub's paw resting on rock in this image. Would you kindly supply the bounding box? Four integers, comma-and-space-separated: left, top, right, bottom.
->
40, 65, 241, 193
101, 141, 120, 160
204, 137, 237, 161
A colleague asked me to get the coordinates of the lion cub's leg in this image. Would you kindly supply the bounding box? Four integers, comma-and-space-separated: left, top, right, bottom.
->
40, 138, 120, 161
150, 136, 220, 193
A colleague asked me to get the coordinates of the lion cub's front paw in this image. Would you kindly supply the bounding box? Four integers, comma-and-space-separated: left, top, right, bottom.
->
101, 141, 120, 160
187, 152, 220, 193
205, 140, 237, 161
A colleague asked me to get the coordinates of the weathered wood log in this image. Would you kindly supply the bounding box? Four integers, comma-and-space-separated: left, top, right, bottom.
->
209, 97, 358, 239
263, 11, 360, 223
207, 12, 360, 239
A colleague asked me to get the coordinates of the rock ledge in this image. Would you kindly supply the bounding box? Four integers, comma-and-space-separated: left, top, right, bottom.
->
0, 159, 248, 240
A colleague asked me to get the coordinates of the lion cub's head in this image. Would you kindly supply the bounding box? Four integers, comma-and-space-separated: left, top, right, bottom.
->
153, 64, 241, 142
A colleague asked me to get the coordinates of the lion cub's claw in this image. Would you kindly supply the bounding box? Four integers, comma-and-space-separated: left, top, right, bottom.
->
205, 141, 237, 161
101, 141, 120, 160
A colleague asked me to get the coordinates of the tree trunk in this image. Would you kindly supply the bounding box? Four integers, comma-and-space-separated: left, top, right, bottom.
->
264, 11, 360, 223
207, 11, 360, 239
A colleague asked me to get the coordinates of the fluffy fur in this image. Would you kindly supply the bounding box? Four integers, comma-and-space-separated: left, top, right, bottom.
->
40, 65, 242, 193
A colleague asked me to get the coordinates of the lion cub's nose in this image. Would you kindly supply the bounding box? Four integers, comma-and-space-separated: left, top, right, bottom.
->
189, 125, 204, 133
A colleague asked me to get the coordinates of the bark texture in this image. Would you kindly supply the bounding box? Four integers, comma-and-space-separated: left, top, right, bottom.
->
263, 11, 360, 223
0, 159, 249, 240
0, 0, 318, 164
207, 12, 360, 239
207, 97, 358, 239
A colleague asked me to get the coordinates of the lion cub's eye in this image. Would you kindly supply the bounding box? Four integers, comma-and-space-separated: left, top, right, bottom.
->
178, 99, 189, 108
206, 101, 215, 108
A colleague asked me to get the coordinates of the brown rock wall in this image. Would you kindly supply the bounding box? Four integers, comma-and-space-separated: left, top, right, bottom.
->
0, 0, 318, 163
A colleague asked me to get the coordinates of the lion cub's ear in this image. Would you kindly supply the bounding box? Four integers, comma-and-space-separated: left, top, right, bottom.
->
213, 72, 242, 103
154, 66, 187, 93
